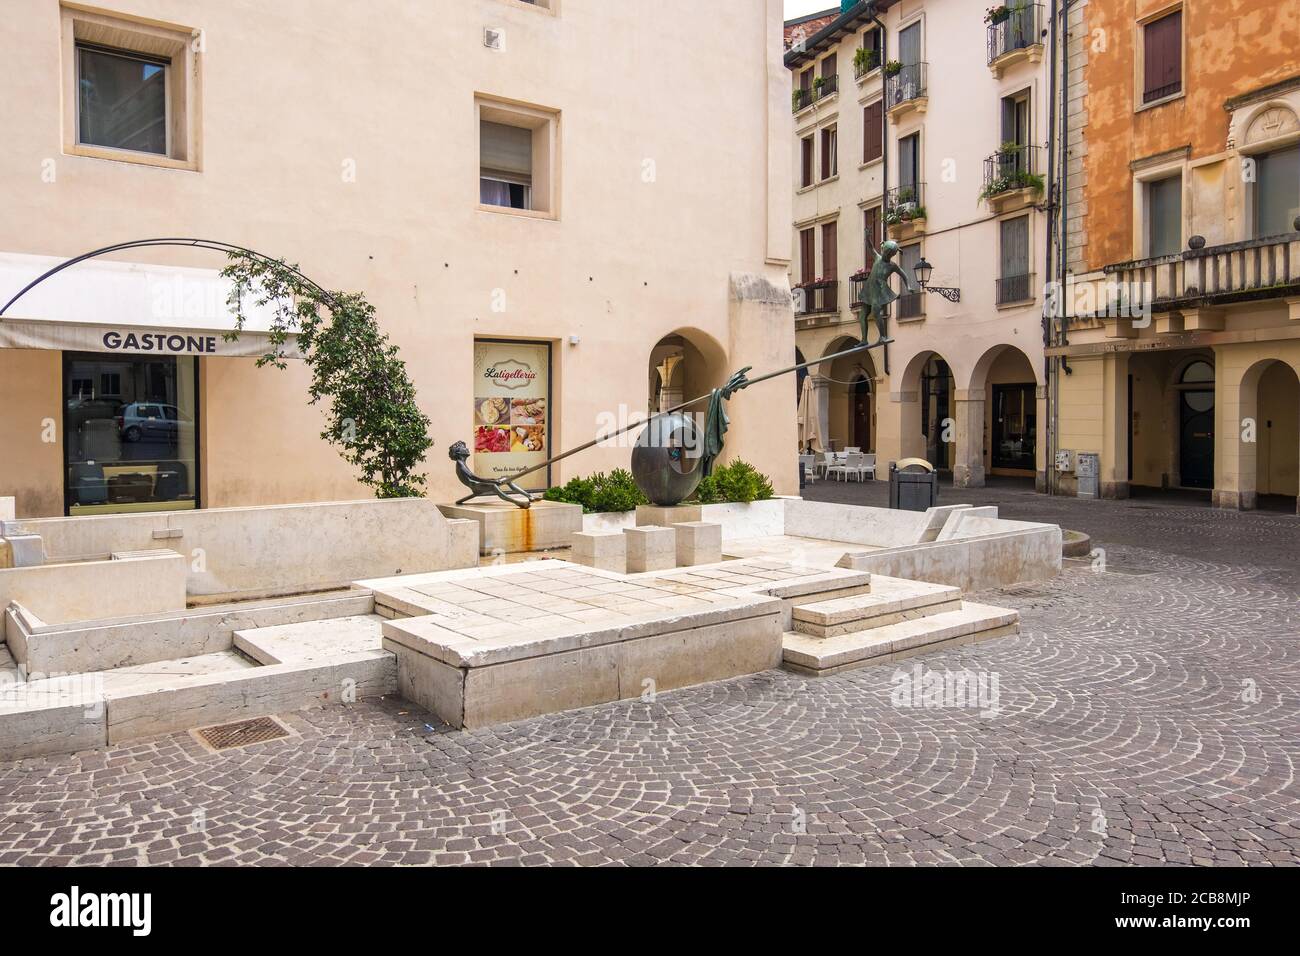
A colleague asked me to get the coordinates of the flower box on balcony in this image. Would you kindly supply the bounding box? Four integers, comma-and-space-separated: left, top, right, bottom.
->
987, 4, 1044, 78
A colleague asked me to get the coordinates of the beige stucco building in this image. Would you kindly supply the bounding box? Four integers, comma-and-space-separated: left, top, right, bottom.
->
786, 1, 1051, 488
0, 0, 796, 520
1052, 0, 1300, 512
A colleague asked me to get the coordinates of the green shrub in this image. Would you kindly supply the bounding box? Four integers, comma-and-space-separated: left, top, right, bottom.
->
693, 459, 775, 505
543, 469, 647, 514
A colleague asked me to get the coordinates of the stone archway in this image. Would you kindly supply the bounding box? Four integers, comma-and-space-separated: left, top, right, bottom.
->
820, 335, 876, 453
899, 350, 956, 473
1218, 358, 1300, 512
648, 328, 728, 415
970, 344, 1042, 487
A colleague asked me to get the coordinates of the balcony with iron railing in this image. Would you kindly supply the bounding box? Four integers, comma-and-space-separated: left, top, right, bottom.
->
884, 62, 927, 119
1088, 227, 1300, 328
853, 47, 881, 80
792, 86, 814, 113
986, 4, 1045, 77
792, 74, 840, 114
995, 272, 1036, 306
980, 144, 1044, 212
896, 291, 924, 321
885, 183, 926, 240
794, 279, 840, 318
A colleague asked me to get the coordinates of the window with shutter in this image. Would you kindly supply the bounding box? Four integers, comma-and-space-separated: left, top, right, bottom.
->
1143, 10, 1182, 104
480, 120, 534, 209
864, 207, 881, 263
800, 228, 816, 282
801, 136, 814, 187
863, 101, 883, 163
822, 222, 838, 281
821, 126, 837, 179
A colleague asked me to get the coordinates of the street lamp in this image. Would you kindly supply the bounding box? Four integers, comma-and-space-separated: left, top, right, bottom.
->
913, 257, 960, 303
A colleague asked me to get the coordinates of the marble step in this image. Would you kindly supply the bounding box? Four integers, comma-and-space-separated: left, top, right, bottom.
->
234, 614, 385, 665
792, 577, 963, 637
783, 602, 1019, 676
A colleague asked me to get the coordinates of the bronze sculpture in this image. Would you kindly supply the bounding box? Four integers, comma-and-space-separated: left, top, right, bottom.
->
449, 440, 533, 508
856, 239, 919, 347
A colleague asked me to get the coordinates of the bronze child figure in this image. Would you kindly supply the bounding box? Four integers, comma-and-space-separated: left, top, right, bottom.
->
449, 441, 533, 509
857, 239, 919, 347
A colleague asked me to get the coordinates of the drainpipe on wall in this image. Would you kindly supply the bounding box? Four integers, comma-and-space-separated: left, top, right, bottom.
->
1045, 0, 1059, 495
868, 2, 889, 376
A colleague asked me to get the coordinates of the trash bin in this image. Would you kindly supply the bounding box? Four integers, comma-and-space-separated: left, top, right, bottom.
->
889, 458, 938, 511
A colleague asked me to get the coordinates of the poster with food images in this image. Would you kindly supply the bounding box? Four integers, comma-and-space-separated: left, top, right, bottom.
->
473, 339, 551, 491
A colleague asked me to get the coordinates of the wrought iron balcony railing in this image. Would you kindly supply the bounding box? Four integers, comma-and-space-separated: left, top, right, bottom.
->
816, 73, 839, 100
897, 291, 924, 320
885, 183, 925, 226
792, 87, 814, 113
885, 62, 927, 110
987, 4, 1044, 66
996, 272, 1036, 305
854, 49, 881, 79
981, 145, 1044, 199
795, 279, 840, 316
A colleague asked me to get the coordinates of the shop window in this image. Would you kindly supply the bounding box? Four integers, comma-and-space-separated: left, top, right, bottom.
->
992, 384, 1037, 471
61, 5, 200, 168
478, 97, 559, 217
63, 353, 199, 515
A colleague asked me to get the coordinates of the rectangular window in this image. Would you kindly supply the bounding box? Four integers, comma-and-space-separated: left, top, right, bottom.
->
821, 126, 837, 180
801, 135, 814, 187
480, 120, 534, 210
1147, 175, 1182, 256
899, 133, 920, 187
76, 45, 169, 155
1255, 145, 1300, 238
477, 97, 558, 216
64, 353, 199, 515
821, 222, 838, 281
864, 206, 881, 262
799, 228, 816, 282
998, 215, 1032, 303
863, 101, 884, 164
473, 339, 552, 492
61, 7, 199, 168
1142, 10, 1182, 104
897, 243, 922, 318
821, 53, 837, 85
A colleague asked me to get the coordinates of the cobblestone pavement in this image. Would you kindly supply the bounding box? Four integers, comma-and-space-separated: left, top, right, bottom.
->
0, 492, 1295, 866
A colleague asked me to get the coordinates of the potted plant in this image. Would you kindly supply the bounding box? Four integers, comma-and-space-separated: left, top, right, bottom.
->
985, 5, 1011, 25
884, 59, 903, 78
854, 46, 880, 75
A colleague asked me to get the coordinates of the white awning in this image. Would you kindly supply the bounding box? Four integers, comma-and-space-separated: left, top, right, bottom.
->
0, 250, 302, 358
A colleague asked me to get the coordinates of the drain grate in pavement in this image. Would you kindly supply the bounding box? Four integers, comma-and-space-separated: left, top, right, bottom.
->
193, 715, 291, 752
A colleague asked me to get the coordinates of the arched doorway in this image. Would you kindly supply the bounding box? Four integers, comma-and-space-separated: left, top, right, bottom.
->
1224, 358, 1300, 512
1176, 359, 1215, 489
920, 355, 954, 471
971, 345, 1041, 483
822, 336, 876, 452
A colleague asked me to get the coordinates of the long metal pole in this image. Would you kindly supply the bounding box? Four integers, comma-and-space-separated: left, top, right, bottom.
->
504, 338, 884, 483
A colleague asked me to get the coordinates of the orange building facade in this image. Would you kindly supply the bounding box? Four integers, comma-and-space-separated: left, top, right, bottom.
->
1051, 0, 1300, 511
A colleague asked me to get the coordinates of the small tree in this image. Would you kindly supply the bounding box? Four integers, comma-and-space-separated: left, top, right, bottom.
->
221, 252, 432, 499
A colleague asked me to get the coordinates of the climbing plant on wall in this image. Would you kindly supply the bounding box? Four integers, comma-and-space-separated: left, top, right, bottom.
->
221, 252, 432, 499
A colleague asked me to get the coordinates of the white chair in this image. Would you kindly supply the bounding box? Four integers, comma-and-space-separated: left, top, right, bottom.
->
817, 451, 836, 478
799, 453, 817, 483
829, 451, 865, 481
861, 453, 877, 480
845, 446, 861, 454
